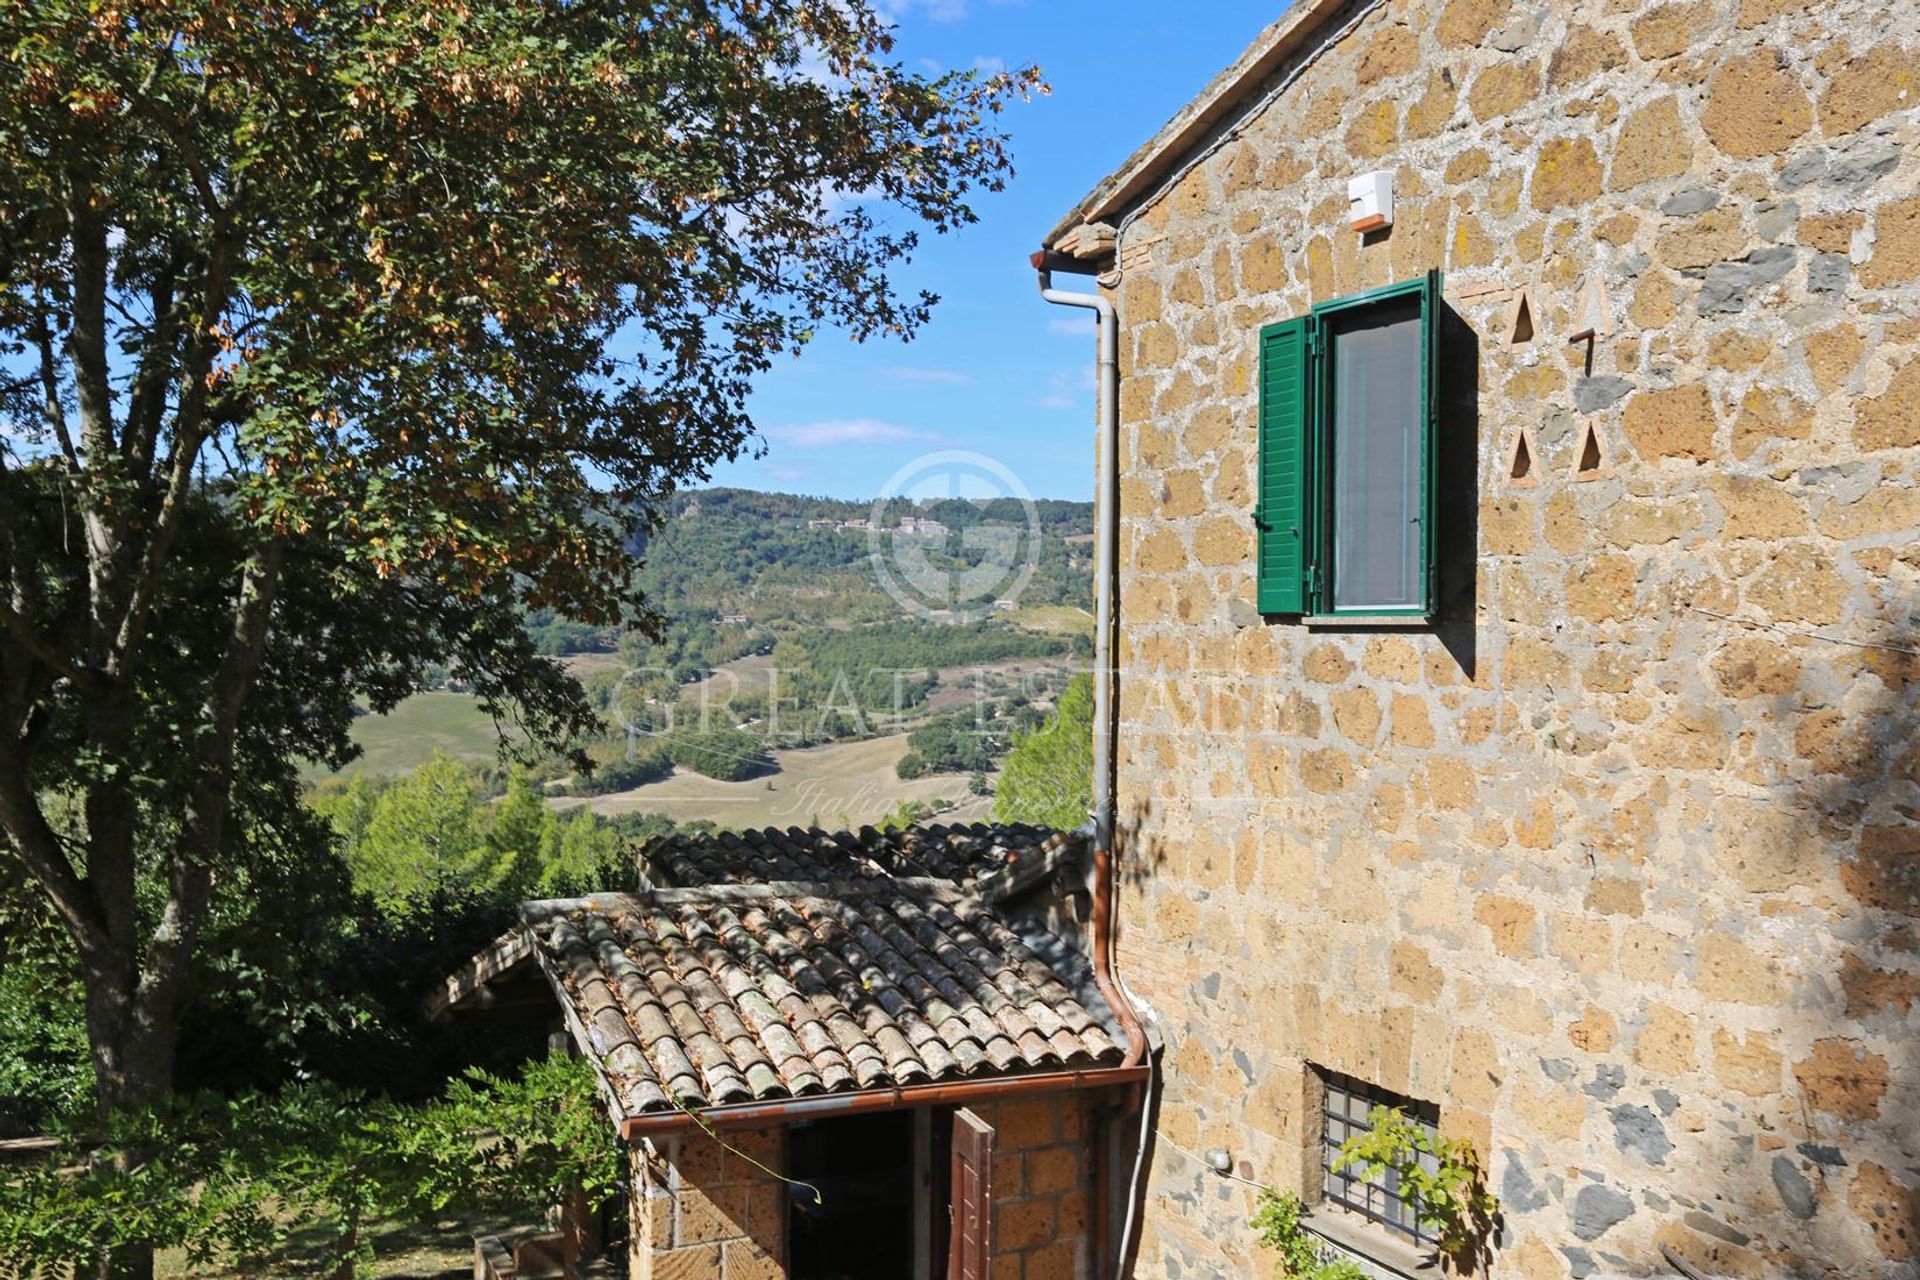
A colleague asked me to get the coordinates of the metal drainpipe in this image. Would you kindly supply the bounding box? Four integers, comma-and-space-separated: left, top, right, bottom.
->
1031, 250, 1119, 859
1032, 250, 1151, 1278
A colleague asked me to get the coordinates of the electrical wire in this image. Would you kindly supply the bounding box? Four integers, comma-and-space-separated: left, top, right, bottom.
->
1686, 605, 1920, 659
1152, 1125, 1273, 1190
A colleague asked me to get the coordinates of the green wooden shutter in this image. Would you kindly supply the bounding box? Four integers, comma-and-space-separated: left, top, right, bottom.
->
1419, 268, 1442, 615
1256, 316, 1310, 614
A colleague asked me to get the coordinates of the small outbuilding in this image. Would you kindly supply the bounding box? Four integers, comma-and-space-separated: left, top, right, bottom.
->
438, 823, 1150, 1280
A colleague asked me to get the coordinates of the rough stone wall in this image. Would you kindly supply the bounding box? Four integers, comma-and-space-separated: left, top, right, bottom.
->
1098, 0, 1920, 1276
629, 1128, 784, 1280
623, 1096, 1098, 1279
976, 1093, 1099, 1280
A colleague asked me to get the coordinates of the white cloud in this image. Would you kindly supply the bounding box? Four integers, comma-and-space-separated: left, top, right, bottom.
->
1036, 364, 1094, 411
764, 418, 938, 448
971, 55, 1007, 75
763, 462, 810, 483
1047, 315, 1097, 337
880, 366, 973, 385
877, 0, 969, 23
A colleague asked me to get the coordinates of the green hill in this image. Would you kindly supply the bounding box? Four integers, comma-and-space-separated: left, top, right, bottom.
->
331, 488, 1095, 784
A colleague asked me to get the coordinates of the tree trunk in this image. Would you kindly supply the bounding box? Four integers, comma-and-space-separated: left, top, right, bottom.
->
83, 948, 173, 1280
330, 1224, 358, 1280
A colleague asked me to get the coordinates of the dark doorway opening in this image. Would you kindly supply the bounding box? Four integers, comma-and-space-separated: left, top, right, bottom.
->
788, 1109, 916, 1279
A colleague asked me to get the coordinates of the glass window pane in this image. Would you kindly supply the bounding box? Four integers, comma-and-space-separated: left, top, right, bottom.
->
1329, 298, 1423, 611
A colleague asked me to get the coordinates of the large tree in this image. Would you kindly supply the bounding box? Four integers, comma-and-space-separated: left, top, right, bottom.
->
995, 672, 1094, 830
0, 0, 1032, 1227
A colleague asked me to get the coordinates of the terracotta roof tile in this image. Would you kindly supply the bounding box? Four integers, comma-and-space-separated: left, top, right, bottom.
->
525, 880, 1122, 1116
639, 821, 1082, 898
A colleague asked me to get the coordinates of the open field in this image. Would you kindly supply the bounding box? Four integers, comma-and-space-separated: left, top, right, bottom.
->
557, 732, 993, 829
308, 650, 1072, 785
921, 656, 1081, 714
309, 692, 509, 781
560, 650, 630, 678
1002, 604, 1094, 637
682, 649, 778, 707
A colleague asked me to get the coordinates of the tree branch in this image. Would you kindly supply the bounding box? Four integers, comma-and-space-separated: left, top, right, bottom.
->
110, 231, 236, 672
31, 303, 80, 471
0, 597, 88, 686
135, 542, 284, 1037
63, 184, 117, 464
124, 255, 181, 474
0, 742, 108, 952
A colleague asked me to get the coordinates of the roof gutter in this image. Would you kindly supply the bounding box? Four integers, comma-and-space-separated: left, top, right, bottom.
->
617, 1063, 1151, 1140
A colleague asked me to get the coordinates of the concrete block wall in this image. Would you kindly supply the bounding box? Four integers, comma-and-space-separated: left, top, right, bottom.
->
1094, 0, 1920, 1275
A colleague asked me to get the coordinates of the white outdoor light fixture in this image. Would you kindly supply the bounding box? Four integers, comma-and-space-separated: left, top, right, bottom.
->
1348, 170, 1394, 233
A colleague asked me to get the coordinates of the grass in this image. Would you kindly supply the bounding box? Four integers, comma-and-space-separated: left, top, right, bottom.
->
309, 692, 512, 781
311, 650, 1070, 791
559, 731, 993, 829
155, 1209, 511, 1278
1002, 604, 1095, 637
681, 650, 778, 707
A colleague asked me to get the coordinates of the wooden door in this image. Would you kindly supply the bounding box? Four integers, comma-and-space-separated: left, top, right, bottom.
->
947, 1108, 995, 1280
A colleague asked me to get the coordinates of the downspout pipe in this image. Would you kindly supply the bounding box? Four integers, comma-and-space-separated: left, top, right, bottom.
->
1034, 250, 1152, 1280
1029, 248, 1142, 1061
1031, 251, 1117, 855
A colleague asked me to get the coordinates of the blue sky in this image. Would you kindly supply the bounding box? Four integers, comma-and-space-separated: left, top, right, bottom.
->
707, 1, 1283, 501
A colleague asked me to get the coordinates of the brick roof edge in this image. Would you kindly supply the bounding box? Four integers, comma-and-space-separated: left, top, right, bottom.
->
1041, 0, 1354, 254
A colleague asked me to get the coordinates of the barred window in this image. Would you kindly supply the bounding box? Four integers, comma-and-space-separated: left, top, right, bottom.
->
1318, 1069, 1442, 1248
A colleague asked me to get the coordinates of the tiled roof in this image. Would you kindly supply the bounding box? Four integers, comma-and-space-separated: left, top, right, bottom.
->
525, 882, 1122, 1117
639, 822, 1081, 898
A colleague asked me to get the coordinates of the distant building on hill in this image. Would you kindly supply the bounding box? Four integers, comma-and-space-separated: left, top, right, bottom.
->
896, 517, 950, 536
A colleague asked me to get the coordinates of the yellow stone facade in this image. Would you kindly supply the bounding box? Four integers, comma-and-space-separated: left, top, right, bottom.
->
1086, 0, 1920, 1274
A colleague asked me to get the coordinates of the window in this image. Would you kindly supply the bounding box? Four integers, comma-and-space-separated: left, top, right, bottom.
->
1318, 1069, 1443, 1249
1256, 271, 1442, 619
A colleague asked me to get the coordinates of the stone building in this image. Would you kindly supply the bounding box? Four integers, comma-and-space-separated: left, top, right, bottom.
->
439, 823, 1148, 1279
1038, 0, 1920, 1276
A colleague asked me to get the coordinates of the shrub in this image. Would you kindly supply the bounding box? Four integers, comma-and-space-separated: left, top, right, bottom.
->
0, 1057, 618, 1278
665, 728, 772, 780
571, 747, 673, 795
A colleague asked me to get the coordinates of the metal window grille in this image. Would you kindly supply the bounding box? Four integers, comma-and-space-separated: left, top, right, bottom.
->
1319, 1069, 1443, 1247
